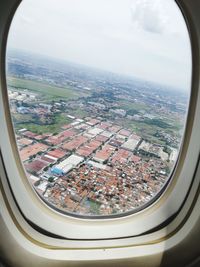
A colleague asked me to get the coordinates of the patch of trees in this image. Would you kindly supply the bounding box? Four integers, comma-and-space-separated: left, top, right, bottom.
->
143, 118, 171, 129
126, 109, 140, 116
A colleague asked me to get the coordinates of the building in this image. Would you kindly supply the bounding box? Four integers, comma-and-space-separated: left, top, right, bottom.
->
62, 136, 88, 151
51, 154, 84, 175
93, 144, 115, 163
19, 143, 49, 162
25, 159, 49, 174
139, 141, 168, 160
122, 134, 141, 151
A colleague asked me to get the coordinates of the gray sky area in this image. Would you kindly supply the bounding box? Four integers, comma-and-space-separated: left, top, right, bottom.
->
7, 0, 192, 91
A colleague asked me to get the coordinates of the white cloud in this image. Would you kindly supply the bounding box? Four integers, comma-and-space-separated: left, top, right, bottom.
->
130, 0, 168, 34
7, 0, 191, 90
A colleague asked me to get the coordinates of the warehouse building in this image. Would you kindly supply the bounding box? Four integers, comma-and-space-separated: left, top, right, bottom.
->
51, 154, 84, 175
122, 134, 141, 151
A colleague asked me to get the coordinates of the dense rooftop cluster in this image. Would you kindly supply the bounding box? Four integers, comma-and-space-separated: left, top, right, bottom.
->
16, 115, 176, 215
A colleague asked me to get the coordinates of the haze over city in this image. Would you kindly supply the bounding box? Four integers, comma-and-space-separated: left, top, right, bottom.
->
8, 0, 191, 91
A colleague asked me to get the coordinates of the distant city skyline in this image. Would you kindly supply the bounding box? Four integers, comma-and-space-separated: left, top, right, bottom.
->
7, 0, 192, 91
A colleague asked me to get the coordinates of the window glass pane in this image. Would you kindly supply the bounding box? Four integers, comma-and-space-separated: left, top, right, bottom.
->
6, 0, 191, 216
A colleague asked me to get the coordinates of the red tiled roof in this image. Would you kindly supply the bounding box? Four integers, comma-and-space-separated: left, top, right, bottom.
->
95, 135, 109, 142
98, 122, 112, 130
20, 143, 48, 161
18, 138, 33, 146
109, 139, 123, 147
25, 159, 48, 173
47, 149, 66, 159
61, 124, 72, 130
112, 149, 131, 163
62, 136, 88, 151
76, 140, 102, 157
118, 129, 131, 137
108, 125, 121, 133
93, 144, 115, 161
86, 118, 101, 125
130, 155, 141, 163
23, 131, 37, 139
46, 129, 76, 145
41, 155, 55, 163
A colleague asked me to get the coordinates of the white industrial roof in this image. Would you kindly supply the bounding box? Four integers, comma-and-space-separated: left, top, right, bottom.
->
56, 154, 84, 170
88, 127, 103, 136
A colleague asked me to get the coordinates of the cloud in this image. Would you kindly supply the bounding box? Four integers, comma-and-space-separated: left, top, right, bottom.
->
130, 0, 168, 34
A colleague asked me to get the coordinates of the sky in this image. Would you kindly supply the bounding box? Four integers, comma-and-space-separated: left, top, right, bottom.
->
7, 0, 192, 91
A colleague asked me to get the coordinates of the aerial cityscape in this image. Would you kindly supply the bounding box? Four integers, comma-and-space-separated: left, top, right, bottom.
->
6, 50, 189, 216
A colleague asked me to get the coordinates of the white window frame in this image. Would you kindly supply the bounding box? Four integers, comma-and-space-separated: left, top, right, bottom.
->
0, 0, 200, 259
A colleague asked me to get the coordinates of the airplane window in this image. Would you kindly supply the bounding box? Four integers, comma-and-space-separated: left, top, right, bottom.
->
5, 0, 191, 217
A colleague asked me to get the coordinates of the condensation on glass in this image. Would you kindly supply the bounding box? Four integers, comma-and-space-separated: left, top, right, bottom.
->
6, 0, 192, 216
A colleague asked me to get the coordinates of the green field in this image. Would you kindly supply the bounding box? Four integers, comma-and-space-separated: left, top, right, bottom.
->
117, 116, 179, 146
12, 113, 33, 124
7, 76, 89, 101
118, 100, 151, 112
8, 76, 181, 146
14, 113, 72, 134
70, 107, 89, 118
